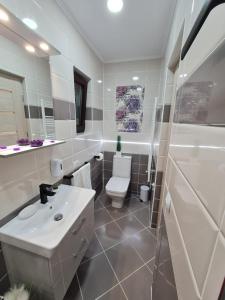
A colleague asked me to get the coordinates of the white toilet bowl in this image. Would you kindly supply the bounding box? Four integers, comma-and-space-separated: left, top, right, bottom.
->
106, 155, 131, 208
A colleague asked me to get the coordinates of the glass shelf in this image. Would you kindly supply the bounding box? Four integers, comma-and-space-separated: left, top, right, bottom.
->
0, 140, 65, 158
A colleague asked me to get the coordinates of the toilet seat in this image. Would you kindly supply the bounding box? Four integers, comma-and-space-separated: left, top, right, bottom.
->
106, 177, 130, 197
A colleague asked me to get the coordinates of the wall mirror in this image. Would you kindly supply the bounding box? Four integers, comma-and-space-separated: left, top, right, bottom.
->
0, 4, 62, 156
0, 36, 54, 146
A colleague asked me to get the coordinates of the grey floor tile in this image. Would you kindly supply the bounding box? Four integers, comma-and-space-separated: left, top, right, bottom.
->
152, 271, 178, 300
134, 207, 150, 227
127, 229, 156, 262
116, 214, 145, 237
77, 253, 117, 300
97, 284, 126, 300
95, 222, 124, 250
83, 235, 103, 261
106, 205, 130, 220
105, 239, 143, 281
147, 258, 155, 273
121, 266, 153, 300
99, 193, 112, 207
95, 208, 113, 228
94, 198, 103, 211
148, 227, 157, 237
126, 197, 149, 212
64, 274, 82, 300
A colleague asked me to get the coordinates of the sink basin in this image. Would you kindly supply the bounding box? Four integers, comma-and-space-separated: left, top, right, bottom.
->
0, 184, 95, 257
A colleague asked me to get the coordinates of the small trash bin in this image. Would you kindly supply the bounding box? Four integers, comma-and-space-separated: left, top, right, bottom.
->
140, 185, 150, 202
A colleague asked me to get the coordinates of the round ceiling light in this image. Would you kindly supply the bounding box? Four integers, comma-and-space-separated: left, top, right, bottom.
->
25, 44, 35, 53
22, 18, 38, 30
107, 0, 123, 13
132, 76, 139, 81
39, 42, 49, 51
0, 9, 9, 22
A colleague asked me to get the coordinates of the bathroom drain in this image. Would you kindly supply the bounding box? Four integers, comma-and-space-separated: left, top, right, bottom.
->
54, 213, 63, 221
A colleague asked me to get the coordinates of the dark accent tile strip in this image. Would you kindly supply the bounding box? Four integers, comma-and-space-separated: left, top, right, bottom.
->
24, 105, 54, 118
85, 107, 103, 121
163, 104, 171, 123
156, 105, 163, 122
53, 98, 70, 120
24, 105, 42, 119
85, 107, 92, 120
44, 107, 54, 117
70, 103, 76, 120
156, 171, 163, 185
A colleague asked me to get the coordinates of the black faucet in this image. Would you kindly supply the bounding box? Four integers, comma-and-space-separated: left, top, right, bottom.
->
39, 184, 56, 204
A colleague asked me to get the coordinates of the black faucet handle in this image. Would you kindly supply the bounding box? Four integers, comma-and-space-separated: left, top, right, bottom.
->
39, 184, 56, 204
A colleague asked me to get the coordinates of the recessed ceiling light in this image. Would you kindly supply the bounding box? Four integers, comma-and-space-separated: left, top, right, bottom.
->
97, 80, 103, 84
107, 88, 112, 92
39, 42, 49, 51
179, 73, 187, 78
0, 9, 9, 22
132, 76, 139, 81
22, 18, 38, 30
25, 44, 35, 53
107, 0, 123, 13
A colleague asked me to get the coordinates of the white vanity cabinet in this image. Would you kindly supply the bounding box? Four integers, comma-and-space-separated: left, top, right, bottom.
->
0, 185, 95, 300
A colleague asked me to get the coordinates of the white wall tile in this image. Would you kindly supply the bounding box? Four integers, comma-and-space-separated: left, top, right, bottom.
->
103, 59, 162, 155
202, 234, 225, 300
51, 73, 70, 102
164, 202, 200, 300
169, 161, 218, 292
170, 124, 225, 226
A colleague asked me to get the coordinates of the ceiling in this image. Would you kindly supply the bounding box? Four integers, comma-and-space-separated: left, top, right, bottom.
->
56, 0, 177, 63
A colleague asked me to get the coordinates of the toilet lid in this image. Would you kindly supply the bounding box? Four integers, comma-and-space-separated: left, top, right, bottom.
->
106, 177, 130, 194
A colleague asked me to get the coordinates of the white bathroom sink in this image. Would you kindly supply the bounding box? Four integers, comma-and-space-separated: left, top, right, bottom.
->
0, 184, 95, 257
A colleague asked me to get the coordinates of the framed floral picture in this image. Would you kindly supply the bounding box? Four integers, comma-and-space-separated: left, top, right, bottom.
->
116, 85, 145, 132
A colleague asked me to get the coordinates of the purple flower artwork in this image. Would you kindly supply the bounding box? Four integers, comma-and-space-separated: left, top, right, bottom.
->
116, 85, 145, 132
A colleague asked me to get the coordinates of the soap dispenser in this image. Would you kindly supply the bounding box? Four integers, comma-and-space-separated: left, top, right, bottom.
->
50, 159, 63, 177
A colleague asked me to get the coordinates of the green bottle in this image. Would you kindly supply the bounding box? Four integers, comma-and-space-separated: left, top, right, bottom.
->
116, 135, 121, 152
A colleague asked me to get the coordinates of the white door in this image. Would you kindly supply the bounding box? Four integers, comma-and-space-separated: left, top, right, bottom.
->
0, 72, 27, 145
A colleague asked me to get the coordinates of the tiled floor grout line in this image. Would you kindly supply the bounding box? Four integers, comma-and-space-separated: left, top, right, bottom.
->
97, 225, 154, 255
80, 248, 104, 265
98, 220, 155, 286
125, 232, 155, 274
94, 257, 154, 299
77, 194, 156, 299
94, 204, 150, 230
82, 225, 152, 266
94, 232, 129, 300
132, 214, 157, 240
145, 257, 155, 275
118, 258, 155, 285
75, 272, 84, 300
95, 283, 122, 300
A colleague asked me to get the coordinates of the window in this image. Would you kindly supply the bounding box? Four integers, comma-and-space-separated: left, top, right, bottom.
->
74, 68, 89, 133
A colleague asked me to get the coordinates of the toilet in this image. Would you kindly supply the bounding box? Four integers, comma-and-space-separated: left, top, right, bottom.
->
106, 155, 132, 208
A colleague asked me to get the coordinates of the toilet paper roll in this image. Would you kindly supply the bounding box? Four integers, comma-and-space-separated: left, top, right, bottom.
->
96, 153, 103, 161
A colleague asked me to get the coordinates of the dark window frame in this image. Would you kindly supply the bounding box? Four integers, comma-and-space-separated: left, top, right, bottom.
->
74, 68, 89, 133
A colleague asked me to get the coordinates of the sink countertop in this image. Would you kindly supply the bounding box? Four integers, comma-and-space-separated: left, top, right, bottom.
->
0, 185, 95, 257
